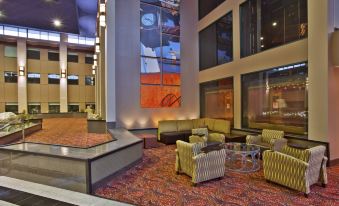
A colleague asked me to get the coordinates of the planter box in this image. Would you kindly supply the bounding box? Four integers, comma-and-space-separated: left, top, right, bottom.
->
87, 120, 107, 134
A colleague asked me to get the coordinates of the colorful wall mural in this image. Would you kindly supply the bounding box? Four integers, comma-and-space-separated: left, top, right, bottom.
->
140, 0, 181, 108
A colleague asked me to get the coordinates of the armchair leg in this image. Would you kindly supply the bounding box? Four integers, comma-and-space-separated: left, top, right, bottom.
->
322, 183, 327, 188
304, 193, 309, 198
176, 171, 179, 175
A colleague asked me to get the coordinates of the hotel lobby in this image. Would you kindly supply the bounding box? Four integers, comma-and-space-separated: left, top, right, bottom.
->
0, 0, 339, 205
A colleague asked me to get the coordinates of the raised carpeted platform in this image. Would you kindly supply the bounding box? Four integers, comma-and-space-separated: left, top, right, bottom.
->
95, 145, 339, 206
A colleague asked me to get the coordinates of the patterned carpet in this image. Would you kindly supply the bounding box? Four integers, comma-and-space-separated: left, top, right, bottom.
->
95, 145, 339, 206
23, 118, 112, 148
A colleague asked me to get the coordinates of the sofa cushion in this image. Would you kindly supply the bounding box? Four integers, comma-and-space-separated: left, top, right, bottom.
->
177, 120, 194, 132
158, 120, 178, 133
204, 118, 216, 130
192, 119, 205, 128
213, 119, 230, 134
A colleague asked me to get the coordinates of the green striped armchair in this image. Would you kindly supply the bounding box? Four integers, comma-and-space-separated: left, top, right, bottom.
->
175, 140, 226, 186
246, 129, 287, 151
263, 145, 328, 197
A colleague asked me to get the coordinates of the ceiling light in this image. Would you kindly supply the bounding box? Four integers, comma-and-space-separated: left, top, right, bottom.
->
93, 54, 97, 60
100, 3, 106, 13
260, 37, 264, 40
272, 22, 277, 27
53, 19, 62, 27
261, 45, 264, 48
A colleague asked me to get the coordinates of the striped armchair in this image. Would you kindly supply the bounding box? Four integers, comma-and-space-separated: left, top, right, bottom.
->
246, 129, 287, 151
263, 145, 328, 197
175, 140, 226, 186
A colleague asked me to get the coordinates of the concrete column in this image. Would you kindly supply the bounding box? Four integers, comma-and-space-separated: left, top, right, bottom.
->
105, 0, 116, 124
308, 0, 329, 142
17, 39, 27, 113
60, 34, 68, 113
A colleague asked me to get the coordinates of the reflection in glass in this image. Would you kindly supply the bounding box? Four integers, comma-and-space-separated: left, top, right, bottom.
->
241, 62, 308, 135
240, 0, 308, 57
141, 0, 180, 10
200, 78, 234, 124
162, 8, 180, 35
217, 12, 233, 65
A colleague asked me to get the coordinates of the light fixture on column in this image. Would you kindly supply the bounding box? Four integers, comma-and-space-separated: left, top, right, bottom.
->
96, 37, 100, 44
99, 2, 106, 27
93, 60, 98, 67
19, 66, 25, 76
93, 54, 97, 60
61, 69, 66, 78
92, 65, 96, 75
95, 44, 100, 53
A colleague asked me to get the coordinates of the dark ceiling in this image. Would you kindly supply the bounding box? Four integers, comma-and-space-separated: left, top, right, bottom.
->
0, 0, 97, 37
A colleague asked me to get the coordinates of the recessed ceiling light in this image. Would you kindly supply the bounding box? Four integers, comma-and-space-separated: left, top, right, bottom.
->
272, 22, 277, 27
53, 19, 62, 27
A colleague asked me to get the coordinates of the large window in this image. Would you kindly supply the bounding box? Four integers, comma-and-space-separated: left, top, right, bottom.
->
199, 11, 233, 71
199, 0, 225, 19
200, 77, 234, 124
85, 54, 94, 64
27, 48, 40, 60
48, 51, 59, 61
140, 0, 181, 108
5, 103, 18, 114
67, 52, 78, 63
242, 62, 308, 135
240, 0, 308, 57
68, 104, 79, 113
27, 73, 40, 84
4, 71, 17, 83
49, 104, 60, 113
67, 75, 79, 85
28, 104, 41, 114
4, 46, 17, 58
48, 74, 60, 84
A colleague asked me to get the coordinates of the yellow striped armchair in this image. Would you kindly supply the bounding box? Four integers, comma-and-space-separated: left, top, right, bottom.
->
263, 145, 328, 197
246, 129, 287, 151
175, 140, 226, 186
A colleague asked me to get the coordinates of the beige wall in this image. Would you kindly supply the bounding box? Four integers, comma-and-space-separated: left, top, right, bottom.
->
0, 43, 95, 113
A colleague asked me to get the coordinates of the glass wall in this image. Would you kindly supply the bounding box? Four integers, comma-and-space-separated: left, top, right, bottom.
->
199, 11, 233, 71
200, 77, 234, 124
199, 0, 226, 19
240, 0, 308, 57
241, 62, 308, 135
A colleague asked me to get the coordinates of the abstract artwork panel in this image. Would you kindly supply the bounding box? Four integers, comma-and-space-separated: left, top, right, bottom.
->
140, 0, 181, 108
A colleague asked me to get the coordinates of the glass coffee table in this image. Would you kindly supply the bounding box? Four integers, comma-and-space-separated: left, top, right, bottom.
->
224, 142, 260, 173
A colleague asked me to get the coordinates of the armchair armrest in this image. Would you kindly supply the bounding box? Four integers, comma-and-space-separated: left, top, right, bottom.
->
189, 135, 205, 144
246, 135, 262, 145
208, 133, 225, 143
263, 150, 310, 193
175, 149, 180, 172
192, 149, 226, 183
270, 138, 288, 151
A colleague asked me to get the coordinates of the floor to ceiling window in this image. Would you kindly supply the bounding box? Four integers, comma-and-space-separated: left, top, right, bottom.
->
199, 0, 226, 19
200, 77, 234, 124
241, 62, 308, 135
199, 11, 233, 71
240, 0, 308, 57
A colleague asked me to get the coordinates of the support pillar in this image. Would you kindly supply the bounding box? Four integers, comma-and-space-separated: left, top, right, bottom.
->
60, 34, 68, 113
17, 39, 27, 114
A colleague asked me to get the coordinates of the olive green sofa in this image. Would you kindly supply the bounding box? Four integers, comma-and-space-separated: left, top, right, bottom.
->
158, 118, 231, 145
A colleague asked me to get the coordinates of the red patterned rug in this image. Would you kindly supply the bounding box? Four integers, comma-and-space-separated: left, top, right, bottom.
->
95, 145, 339, 206
23, 118, 112, 148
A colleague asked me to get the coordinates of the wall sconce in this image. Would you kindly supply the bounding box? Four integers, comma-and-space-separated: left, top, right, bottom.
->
19, 66, 25, 76
92, 69, 96, 75
99, 2, 106, 27
93, 60, 98, 67
93, 54, 97, 60
95, 45, 100, 53
96, 37, 100, 44
61, 69, 66, 78
100, 3, 106, 13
